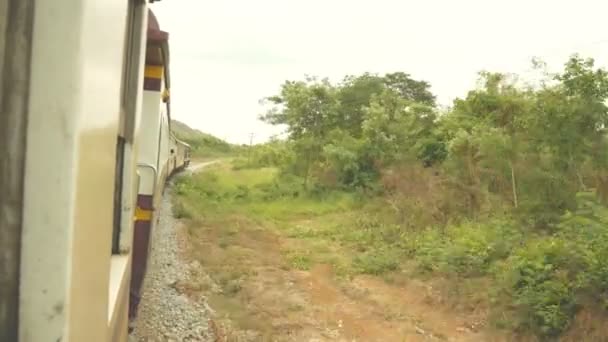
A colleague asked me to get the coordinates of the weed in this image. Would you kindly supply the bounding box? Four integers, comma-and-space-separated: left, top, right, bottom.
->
353, 248, 400, 275
285, 251, 313, 271
172, 200, 192, 219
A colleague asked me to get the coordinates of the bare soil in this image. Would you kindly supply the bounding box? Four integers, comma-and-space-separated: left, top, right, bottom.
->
175, 216, 512, 342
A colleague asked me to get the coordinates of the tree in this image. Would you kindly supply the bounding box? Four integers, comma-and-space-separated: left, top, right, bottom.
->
383, 72, 436, 106
336, 73, 385, 137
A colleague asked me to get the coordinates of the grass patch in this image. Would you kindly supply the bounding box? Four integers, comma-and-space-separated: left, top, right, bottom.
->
353, 248, 401, 275
285, 251, 313, 270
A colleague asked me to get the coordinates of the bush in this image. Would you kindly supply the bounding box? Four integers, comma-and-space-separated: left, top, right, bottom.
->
409, 219, 521, 276
233, 140, 294, 170
441, 220, 523, 276
491, 192, 608, 338
353, 247, 400, 275
408, 229, 446, 272
172, 200, 192, 219
495, 238, 586, 336
255, 173, 305, 200
233, 185, 250, 199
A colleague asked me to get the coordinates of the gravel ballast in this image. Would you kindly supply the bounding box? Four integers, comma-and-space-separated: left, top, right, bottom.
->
130, 190, 215, 342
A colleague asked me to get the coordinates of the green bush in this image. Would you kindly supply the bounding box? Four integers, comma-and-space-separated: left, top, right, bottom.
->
172, 200, 192, 219
491, 192, 608, 338
255, 174, 305, 200
353, 247, 400, 275
496, 238, 585, 336
233, 185, 250, 199
233, 140, 294, 170
441, 220, 523, 276
409, 229, 446, 272
409, 219, 521, 276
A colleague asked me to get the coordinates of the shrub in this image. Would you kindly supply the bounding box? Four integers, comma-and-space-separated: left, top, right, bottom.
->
496, 238, 586, 337
233, 185, 250, 199
255, 174, 305, 200
353, 247, 400, 275
441, 220, 523, 276
410, 229, 446, 272
172, 200, 192, 219
491, 193, 608, 338
409, 219, 521, 276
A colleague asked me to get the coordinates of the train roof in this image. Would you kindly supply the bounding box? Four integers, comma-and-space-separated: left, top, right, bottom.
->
176, 139, 191, 148
147, 9, 168, 43
169, 133, 191, 148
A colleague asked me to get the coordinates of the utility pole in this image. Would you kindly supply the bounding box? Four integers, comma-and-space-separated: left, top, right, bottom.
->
247, 133, 254, 164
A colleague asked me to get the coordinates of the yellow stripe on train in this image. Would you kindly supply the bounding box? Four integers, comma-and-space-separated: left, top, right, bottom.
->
134, 206, 153, 221
144, 65, 163, 79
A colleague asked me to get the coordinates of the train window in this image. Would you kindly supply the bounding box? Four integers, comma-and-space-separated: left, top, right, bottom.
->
119, 0, 142, 142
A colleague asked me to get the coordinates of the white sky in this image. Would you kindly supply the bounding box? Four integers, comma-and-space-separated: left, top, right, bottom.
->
153, 0, 608, 144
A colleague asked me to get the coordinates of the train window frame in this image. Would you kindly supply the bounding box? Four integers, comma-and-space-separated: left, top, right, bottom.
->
112, 0, 145, 254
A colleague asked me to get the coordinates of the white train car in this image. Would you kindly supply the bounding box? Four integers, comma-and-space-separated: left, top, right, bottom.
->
169, 134, 179, 174
129, 7, 172, 322
183, 140, 192, 167
170, 136, 191, 174
175, 138, 191, 170
0, 1, 187, 341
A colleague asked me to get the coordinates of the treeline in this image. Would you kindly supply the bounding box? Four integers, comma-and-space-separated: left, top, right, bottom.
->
244, 56, 608, 338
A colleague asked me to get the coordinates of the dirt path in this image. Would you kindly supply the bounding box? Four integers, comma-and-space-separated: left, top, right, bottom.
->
179, 218, 508, 341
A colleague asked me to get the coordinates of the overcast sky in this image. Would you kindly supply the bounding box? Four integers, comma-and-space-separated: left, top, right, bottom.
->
153, 0, 608, 144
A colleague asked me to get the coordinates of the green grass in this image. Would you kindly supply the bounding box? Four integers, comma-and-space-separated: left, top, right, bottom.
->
173, 161, 396, 278
245, 194, 355, 222
213, 166, 278, 190
284, 250, 313, 270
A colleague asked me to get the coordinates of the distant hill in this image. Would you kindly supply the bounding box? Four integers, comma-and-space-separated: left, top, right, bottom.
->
171, 119, 234, 157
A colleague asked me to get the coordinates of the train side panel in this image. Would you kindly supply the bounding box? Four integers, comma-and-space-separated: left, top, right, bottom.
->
19, 0, 146, 341
158, 106, 171, 186
110, 2, 149, 342
175, 140, 185, 170
9, 2, 176, 340
169, 135, 178, 174
137, 85, 164, 197
130, 66, 165, 319
130, 15, 172, 318
175, 139, 190, 170
185, 144, 191, 166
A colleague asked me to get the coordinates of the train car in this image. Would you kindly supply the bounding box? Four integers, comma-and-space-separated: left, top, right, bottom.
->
173, 137, 191, 172
169, 134, 179, 174
129, 6, 172, 324
0, 1, 185, 341
183, 141, 192, 167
